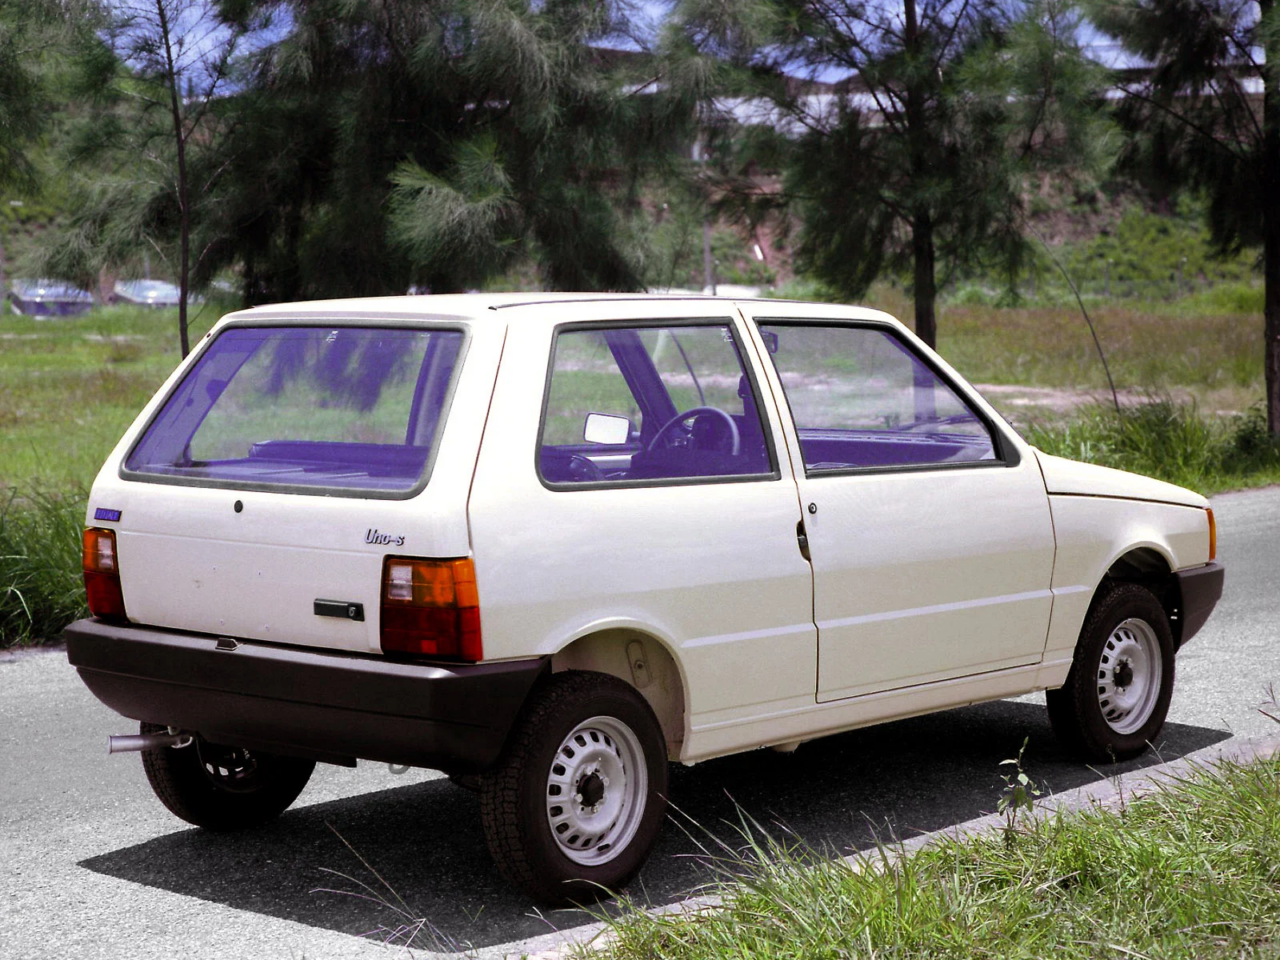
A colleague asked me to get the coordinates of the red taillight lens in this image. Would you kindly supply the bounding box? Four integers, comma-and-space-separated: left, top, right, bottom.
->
83, 527, 127, 621
380, 557, 482, 661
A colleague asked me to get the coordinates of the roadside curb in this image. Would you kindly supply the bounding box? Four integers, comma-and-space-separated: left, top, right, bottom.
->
508, 734, 1280, 960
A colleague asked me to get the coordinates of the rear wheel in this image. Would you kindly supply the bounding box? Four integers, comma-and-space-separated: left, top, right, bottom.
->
1046, 583, 1175, 763
479, 672, 668, 905
139, 722, 315, 830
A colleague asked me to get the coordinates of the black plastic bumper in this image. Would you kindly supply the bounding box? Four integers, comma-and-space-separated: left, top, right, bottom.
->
66, 619, 548, 774
1175, 561, 1224, 648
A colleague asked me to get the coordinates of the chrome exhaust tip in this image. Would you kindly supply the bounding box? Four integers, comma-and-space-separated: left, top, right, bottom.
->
107, 730, 193, 754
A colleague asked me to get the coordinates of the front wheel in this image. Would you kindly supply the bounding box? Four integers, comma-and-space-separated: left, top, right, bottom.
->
1046, 583, 1175, 763
139, 722, 315, 830
479, 672, 668, 905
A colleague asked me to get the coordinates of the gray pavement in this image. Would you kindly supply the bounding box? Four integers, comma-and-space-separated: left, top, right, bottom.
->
2, 485, 1277, 960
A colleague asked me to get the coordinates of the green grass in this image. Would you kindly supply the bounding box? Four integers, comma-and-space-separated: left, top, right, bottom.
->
768, 279, 1264, 402
592, 756, 1280, 960
0, 486, 87, 646
0, 303, 220, 646
0, 303, 223, 491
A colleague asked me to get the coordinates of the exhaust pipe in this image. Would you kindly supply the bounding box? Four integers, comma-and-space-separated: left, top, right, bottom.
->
108, 730, 193, 754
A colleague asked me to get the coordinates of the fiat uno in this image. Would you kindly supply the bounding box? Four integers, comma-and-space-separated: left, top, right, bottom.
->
67, 294, 1223, 903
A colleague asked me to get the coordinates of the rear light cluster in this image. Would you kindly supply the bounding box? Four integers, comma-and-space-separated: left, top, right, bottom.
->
83, 528, 127, 621
1207, 507, 1217, 561
380, 557, 482, 661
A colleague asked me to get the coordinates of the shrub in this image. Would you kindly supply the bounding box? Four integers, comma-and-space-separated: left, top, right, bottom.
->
1, 488, 87, 646
1024, 400, 1280, 494
1178, 281, 1265, 315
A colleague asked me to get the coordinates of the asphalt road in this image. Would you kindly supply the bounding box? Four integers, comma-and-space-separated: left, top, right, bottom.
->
3, 484, 1277, 960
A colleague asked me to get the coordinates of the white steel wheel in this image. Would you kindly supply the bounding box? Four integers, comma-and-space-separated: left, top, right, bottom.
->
1046, 582, 1176, 764
545, 716, 647, 866
479, 671, 669, 905
1096, 618, 1163, 735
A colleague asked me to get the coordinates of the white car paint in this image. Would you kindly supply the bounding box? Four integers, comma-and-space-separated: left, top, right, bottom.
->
1036, 451, 1211, 508
92, 311, 505, 653
86, 293, 1216, 766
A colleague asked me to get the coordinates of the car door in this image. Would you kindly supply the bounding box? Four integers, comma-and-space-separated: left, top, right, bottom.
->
738, 305, 1056, 702
467, 300, 818, 750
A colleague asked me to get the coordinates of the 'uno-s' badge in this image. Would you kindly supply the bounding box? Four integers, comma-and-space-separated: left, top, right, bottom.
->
365, 528, 406, 547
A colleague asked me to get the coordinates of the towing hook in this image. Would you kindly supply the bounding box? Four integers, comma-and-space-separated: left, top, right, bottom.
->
107, 728, 194, 754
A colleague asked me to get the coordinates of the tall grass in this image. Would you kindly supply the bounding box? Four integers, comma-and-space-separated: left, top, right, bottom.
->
1025, 400, 1280, 494
593, 757, 1280, 960
0, 488, 86, 646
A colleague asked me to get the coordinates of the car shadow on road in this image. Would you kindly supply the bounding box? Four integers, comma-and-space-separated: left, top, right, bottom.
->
81, 699, 1228, 953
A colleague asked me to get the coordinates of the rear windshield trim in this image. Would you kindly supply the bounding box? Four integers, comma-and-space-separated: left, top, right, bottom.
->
118, 318, 471, 501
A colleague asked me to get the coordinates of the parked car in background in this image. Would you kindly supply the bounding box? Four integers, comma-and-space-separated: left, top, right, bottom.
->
8, 279, 93, 317
66, 294, 1224, 904
113, 279, 195, 308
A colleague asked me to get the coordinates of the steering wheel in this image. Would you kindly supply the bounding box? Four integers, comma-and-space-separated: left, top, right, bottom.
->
567, 454, 604, 482
646, 406, 741, 456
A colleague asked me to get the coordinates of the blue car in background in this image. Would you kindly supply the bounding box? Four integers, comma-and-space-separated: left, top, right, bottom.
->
113, 279, 190, 308
9, 279, 94, 317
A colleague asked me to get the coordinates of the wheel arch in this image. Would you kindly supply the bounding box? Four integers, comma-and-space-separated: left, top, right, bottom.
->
1096, 545, 1187, 648
549, 627, 688, 761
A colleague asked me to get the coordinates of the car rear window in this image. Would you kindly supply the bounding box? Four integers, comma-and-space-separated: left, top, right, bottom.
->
124, 325, 464, 495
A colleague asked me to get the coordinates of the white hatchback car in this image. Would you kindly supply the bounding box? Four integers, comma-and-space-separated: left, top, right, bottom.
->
68, 294, 1223, 903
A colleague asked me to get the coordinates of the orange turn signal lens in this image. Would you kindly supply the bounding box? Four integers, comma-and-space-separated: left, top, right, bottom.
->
380, 557, 482, 661
83, 528, 127, 621
84, 526, 117, 574
1206, 507, 1216, 561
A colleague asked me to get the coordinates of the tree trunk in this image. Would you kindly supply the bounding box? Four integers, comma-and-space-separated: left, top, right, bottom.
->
1263, 0, 1280, 435
912, 210, 937, 347
156, 0, 190, 358
702, 218, 716, 295
902, 0, 937, 349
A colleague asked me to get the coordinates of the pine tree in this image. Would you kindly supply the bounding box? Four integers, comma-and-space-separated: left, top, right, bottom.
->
670, 0, 1105, 347
1089, 0, 1280, 435
47, 0, 684, 319
0, 0, 92, 290
194, 0, 686, 300
43, 0, 261, 356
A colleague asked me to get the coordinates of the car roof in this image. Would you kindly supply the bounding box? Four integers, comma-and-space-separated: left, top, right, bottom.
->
219, 292, 901, 331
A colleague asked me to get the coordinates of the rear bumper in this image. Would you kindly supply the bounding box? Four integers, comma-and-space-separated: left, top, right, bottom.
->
65, 619, 548, 774
1175, 561, 1224, 648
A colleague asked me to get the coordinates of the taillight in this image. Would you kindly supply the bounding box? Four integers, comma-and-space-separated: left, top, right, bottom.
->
83, 527, 127, 621
1206, 507, 1216, 561
380, 557, 482, 661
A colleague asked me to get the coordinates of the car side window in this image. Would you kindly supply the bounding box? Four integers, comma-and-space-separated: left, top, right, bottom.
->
540, 323, 774, 485
758, 322, 999, 473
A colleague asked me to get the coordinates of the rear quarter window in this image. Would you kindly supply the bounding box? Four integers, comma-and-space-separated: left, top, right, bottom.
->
123, 324, 465, 497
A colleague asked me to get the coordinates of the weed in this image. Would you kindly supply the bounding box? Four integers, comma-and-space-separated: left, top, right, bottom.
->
311, 822, 471, 955
996, 737, 1041, 847
1263, 683, 1280, 727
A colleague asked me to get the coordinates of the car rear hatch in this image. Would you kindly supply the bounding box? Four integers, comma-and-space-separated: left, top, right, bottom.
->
91, 319, 494, 655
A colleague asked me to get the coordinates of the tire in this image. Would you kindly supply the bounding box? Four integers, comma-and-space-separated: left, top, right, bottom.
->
139, 722, 315, 831
1046, 582, 1175, 763
479, 671, 669, 905
448, 773, 482, 793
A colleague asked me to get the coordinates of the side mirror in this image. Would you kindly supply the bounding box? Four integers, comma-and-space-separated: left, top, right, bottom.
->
760, 330, 780, 354
583, 412, 633, 445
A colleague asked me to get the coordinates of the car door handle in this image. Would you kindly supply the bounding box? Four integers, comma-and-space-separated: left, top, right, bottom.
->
796, 520, 811, 562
